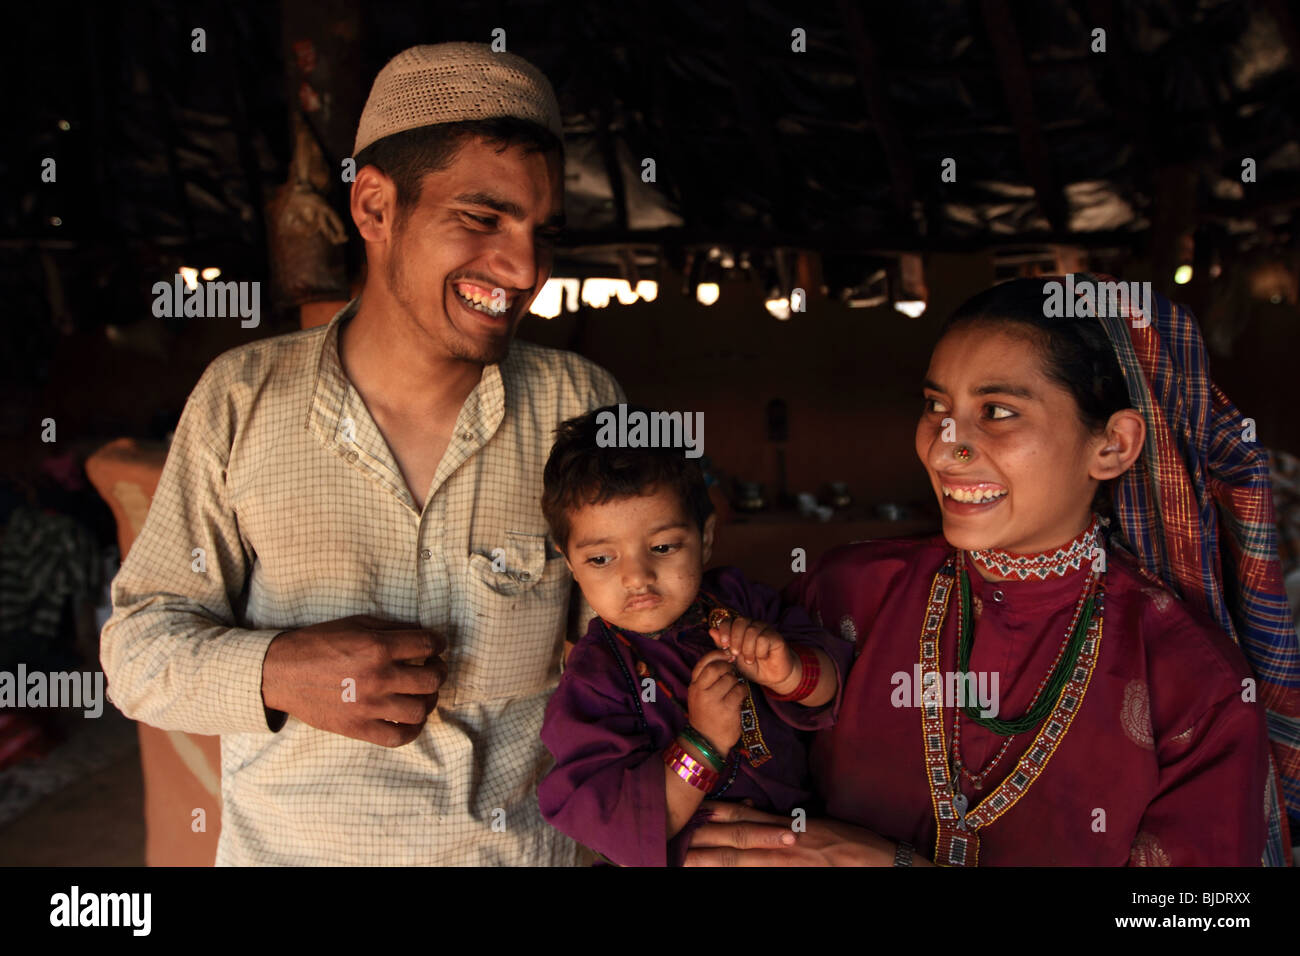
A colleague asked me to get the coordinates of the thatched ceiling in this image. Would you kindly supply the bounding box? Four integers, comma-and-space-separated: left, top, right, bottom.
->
10, 0, 1299, 305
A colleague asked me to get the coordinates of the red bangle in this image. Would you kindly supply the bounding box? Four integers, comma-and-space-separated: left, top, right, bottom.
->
766, 644, 821, 702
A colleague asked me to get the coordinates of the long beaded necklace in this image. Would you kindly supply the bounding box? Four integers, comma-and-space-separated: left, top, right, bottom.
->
950, 563, 1098, 789
921, 518, 1107, 866
956, 562, 1098, 735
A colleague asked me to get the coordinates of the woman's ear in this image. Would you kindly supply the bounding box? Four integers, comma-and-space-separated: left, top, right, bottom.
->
701, 512, 719, 566
1091, 409, 1146, 481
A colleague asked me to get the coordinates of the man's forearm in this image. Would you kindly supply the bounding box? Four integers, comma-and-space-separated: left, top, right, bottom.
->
101, 603, 286, 735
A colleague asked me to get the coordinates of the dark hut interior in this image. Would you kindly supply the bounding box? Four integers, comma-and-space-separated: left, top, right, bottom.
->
3, 0, 1299, 875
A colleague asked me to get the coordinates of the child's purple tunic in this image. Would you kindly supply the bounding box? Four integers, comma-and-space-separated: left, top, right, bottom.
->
538, 565, 855, 866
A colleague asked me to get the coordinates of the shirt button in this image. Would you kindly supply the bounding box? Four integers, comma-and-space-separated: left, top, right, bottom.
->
345, 450, 358, 463
420, 548, 432, 560
991, 589, 1005, 603
519, 571, 531, 581
459, 430, 473, 442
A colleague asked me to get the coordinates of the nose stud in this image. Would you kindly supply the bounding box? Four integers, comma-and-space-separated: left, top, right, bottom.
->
954, 445, 972, 462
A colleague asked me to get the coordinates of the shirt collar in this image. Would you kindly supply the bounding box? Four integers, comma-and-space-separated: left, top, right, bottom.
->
962, 550, 1092, 612
305, 298, 360, 451
305, 297, 509, 507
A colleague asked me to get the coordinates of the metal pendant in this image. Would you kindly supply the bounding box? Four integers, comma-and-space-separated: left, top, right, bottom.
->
952, 789, 970, 830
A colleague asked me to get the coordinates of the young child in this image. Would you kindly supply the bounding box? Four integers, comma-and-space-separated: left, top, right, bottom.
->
537, 405, 855, 866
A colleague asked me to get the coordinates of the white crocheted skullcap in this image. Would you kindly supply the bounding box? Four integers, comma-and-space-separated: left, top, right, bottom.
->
353, 42, 563, 156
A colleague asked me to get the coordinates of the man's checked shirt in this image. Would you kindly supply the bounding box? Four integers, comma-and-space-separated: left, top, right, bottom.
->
101, 298, 623, 864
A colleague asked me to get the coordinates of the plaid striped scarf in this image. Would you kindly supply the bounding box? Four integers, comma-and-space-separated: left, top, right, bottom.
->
1082, 273, 1300, 866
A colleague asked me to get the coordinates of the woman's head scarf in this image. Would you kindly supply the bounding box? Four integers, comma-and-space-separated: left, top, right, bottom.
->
1074, 272, 1300, 865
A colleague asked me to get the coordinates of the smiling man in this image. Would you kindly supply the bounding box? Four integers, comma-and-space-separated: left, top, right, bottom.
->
101, 43, 624, 865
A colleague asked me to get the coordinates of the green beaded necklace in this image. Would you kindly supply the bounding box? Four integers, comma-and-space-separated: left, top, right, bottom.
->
955, 564, 1097, 736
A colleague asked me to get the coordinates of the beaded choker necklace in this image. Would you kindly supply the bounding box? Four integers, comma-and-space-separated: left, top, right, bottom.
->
967, 515, 1102, 582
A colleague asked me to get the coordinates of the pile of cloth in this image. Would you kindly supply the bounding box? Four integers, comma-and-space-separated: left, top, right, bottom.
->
0, 507, 101, 771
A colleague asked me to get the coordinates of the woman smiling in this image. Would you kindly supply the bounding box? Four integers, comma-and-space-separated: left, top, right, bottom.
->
686, 276, 1299, 866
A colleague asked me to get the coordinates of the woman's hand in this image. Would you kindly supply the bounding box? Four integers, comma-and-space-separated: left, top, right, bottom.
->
683, 801, 920, 866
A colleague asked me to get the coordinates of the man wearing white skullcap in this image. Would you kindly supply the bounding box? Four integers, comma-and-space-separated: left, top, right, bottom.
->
102, 42, 624, 865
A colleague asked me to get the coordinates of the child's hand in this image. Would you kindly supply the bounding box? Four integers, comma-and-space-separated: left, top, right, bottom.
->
710, 615, 797, 690
686, 649, 745, 756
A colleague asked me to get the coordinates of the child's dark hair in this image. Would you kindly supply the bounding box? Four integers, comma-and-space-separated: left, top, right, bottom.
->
542, 405, 715, 553
939, 277, 1137, 517
940, 277, 1133, 434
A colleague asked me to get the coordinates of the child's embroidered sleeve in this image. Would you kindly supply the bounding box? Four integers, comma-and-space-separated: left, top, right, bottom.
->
538, 631, 671, 867
711, 566, 856, 731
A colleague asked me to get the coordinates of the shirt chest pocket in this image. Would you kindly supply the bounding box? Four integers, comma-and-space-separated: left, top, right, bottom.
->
452, 530, 572, 705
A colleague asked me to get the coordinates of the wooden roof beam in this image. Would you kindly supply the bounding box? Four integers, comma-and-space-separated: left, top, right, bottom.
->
723, 0, 788, 229
1084, 0, 1157, 181
835, 0, 918, 231
1263, 0, 1300, 77
980, 0, 1070, 234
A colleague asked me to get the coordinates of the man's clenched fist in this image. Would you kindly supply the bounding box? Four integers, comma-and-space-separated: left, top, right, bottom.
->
261, 615, 447, 746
